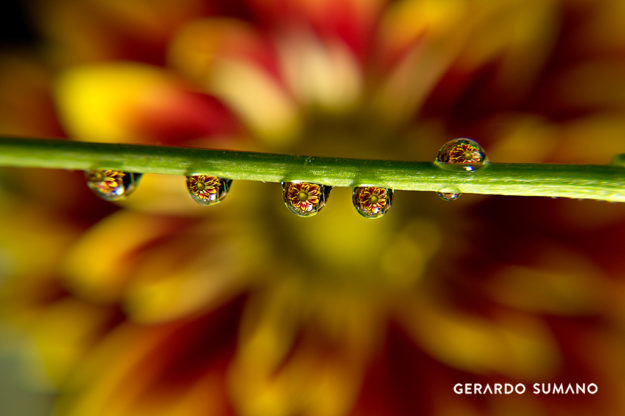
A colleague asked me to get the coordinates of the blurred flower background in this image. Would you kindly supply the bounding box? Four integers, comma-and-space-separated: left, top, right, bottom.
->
2, 0, 625, 415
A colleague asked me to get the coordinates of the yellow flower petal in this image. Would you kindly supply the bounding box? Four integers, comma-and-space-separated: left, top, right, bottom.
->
208, 60, 300, 147
399, 294, 560, 380
488, 253, 604, 315
277, 32, 362, 112
58, 324, 176, 416
55, 63, 182, 142
123, 228, 246, 323
23, 299, 111, 388
169, 18, 300, 147
63, 211, 179, 303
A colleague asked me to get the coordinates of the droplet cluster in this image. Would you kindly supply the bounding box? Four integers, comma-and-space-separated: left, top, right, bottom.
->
83, 137, 487, 216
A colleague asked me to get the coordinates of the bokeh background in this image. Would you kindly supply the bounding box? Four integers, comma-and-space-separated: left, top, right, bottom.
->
1, 0, 625, 415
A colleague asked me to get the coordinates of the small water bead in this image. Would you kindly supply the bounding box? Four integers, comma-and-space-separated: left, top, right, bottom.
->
435, 138, 487, 172
186, 175, 232, 206
437, 186, 461, 201
352, 186, 393, 219
85, 169, 142, 201
437, 192, 461, 201
282, 181, 331, 217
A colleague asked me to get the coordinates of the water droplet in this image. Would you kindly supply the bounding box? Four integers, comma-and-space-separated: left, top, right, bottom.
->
435, 138, 487, 172
437, 186, 461, 201
437, 192, 461, 201
352, 186, 393, 219
186, 175, 232, 206
85, 169, 142, 201
282, 181, 331, 217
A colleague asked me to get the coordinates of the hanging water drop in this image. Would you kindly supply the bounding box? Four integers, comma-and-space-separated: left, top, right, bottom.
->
186, 175, 232, 206
282, 181, 331, 217
352, 186, 393, 219
435, 138, 487, 172
85, 169, 142, 201
436, 185, 461, 201
437, 191, 461, 201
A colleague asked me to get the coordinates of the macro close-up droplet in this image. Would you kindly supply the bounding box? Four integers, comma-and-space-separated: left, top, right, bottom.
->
437, 186, 462, 201
282, 181, 331, 217
85, 169, 142, 201
186, 175, 232, 206
352, 186, 393, 218
435, 138, 488, 172
437, 191, 461, 201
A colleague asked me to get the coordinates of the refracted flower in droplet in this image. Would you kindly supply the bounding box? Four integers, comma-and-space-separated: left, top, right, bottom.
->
437, 192, 461, 201
435, 138, 488, 172
85, 169, 142, 201
282, 181, 331, 217
437, 186, 462, 201
186, 175, 232, 206
352, 186, 393, 219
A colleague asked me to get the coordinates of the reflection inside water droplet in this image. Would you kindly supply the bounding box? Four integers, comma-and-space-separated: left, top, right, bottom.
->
85, 169, 142, 201
282, 181, 331, 217
435, 138, 487, 172
437, 192, 461, 201
186, 175, 232, 206
352, 186, 393, 219
437, 186, 461, 201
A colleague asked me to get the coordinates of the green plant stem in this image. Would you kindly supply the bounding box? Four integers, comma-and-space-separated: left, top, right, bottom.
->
1, 137, 624, 202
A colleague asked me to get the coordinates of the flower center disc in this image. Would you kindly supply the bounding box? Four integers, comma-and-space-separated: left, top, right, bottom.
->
298, 191, 309, 201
